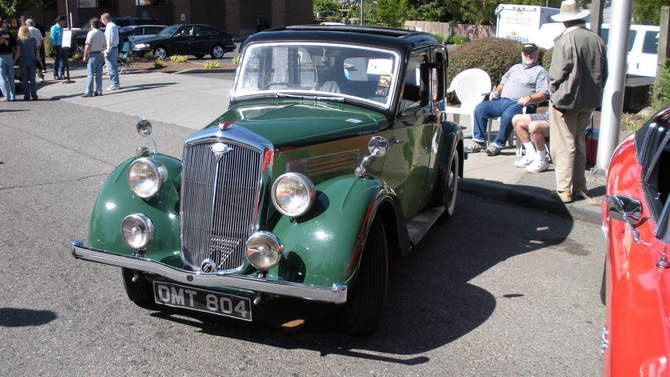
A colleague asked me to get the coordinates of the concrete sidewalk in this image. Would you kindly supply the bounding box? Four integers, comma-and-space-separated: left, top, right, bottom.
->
34, 68, 608, 223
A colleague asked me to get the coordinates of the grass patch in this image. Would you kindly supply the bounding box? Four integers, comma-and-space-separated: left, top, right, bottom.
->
203, 60, 221, 69
153, 59, 166, 69
170, 55, 188, 63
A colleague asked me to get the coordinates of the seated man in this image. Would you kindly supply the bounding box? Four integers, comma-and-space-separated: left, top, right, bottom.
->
512, 112, 550, 173
465, 43, 549, 156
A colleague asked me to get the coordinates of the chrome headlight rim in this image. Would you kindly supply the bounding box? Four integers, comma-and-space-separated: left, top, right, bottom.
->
271, 172, 316, 217
245, 231, 283, 271
121, 213, 154, 250
128, 157, 166, 199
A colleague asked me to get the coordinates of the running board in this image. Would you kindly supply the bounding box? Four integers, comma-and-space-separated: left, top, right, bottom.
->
406, 206, 445, 246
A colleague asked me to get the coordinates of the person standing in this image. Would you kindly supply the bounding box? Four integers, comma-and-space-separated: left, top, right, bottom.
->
16, 25, 39, 100
100, 13, 120, 90
25, 19, 45, 81
548, 0, 608, 203
0, 22, 17, 101
82, 18, 106, 97
50, 15, 66, 80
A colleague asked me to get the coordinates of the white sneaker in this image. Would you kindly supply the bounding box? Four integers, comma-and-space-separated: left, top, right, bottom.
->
514, 153, 536, 168
526, 157, 549, 173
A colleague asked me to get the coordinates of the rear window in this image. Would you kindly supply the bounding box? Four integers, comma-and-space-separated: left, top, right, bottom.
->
601, 28, 636, 52
643, 31, 659, 54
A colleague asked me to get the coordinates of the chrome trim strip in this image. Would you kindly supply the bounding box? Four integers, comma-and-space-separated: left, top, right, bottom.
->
71, 241, 347, 304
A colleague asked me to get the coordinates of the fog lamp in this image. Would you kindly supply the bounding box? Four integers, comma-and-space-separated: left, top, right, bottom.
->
245, 231, 283, 270
121, 214, 154, 249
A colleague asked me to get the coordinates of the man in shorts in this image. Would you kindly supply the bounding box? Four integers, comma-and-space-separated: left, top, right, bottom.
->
512, 112, 549, 172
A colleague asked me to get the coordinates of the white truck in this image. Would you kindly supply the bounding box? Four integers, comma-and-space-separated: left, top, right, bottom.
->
494, 4, 560, 43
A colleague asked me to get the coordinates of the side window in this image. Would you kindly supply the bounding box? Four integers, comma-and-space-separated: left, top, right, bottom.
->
400, 54, 429, 111
432, 50, 446, 103
643, 31, 659, 54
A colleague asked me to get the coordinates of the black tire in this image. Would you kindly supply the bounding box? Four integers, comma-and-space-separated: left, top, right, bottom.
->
153, 46, 168, 60
211, 45, 225, 59
340, 218, 388, 336
122, 268, 156, 310
434, 152, 459, 222
194, 54, 205, 59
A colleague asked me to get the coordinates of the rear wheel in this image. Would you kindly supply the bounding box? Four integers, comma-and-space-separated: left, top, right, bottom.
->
340, 218, 388, 336
122, 268, 156, 310
211, 45, 225, 59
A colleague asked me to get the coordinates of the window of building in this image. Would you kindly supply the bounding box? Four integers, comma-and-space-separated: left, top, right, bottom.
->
136, 0, 172, 6
78, 0, 114, 8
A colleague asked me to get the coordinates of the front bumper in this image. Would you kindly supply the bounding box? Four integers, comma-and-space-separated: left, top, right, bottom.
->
70, 240, 347, 304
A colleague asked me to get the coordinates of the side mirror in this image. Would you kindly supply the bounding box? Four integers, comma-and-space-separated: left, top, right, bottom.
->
368, 136, 388, 157
607, 195, 642, 242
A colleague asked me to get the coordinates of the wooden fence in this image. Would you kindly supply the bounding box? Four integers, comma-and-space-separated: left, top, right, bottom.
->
404, 21, 494, 40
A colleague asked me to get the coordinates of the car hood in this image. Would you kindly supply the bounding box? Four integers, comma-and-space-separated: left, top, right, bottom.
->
132, 35, 168, 44
206, 99, 388, 148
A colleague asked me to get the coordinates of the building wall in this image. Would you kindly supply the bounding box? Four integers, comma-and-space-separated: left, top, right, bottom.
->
51, 0, 312, 36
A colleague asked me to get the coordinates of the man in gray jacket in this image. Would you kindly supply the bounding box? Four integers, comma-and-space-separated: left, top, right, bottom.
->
549, 0, 607, 203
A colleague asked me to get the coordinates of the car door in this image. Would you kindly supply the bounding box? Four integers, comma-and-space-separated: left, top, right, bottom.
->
381, 50, 435, 218
171, 26, 193, 55
192, 26, 213, 55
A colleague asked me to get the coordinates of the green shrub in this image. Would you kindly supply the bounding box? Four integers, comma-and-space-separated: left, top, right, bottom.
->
170, 55, 188, 63
541, 48, 553, 70
69, 52, 83, 62
153, 59, 166, 69
428, 33, 448, 44
143, 51, 155, 61
44, 32, 53, 57
446, 34, 469, 45
231, 55, 240, 65
652, 60, 670, 111
203, 60, 221, 69
448, 38, 523, 88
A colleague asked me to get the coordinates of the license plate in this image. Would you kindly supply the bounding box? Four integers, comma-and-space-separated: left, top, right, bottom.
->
153, 281, 252, 321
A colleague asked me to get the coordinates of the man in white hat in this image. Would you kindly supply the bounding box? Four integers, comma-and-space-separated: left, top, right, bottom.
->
548, 0, 607, 203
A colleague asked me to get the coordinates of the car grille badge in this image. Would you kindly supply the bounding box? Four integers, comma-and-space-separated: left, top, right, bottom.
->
211, 142, 233, 160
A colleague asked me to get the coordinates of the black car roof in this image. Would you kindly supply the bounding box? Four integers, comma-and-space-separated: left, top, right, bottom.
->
244, 25, 440, 51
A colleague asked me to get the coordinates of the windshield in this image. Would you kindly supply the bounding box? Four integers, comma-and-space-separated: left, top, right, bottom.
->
158, 25, 178, 37
233, 42, 400, 109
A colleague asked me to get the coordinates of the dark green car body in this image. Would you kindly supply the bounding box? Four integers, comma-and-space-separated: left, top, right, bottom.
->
72, 26, 463, 334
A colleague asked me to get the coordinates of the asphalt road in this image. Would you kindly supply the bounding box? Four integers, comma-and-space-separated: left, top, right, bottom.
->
0, 100, 605, 376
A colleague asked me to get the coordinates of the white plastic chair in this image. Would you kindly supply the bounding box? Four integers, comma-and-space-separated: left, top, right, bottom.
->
443, 68, 491, 132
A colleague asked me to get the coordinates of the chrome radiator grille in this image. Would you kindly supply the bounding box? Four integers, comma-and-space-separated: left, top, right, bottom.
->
181, 141, 262, 271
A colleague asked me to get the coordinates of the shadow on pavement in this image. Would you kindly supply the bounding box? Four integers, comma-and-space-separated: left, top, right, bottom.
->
0, 308, 58, 327
49, 82, 178, 99
144, 192, 573, 364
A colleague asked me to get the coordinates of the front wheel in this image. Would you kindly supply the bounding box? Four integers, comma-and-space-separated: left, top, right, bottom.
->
211, 45, 225, 59
122, 268, 156, 310
153, 47, 168, 60
340, 218, 388, 336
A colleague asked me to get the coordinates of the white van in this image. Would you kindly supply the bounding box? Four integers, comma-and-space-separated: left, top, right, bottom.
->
533, 23, 660, 77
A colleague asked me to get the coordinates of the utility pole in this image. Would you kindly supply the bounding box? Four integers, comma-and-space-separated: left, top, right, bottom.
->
656, 7, 670, 84
596, 0, 631, 172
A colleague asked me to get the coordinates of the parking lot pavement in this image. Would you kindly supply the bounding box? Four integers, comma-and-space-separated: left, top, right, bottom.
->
37, 68, 234, 130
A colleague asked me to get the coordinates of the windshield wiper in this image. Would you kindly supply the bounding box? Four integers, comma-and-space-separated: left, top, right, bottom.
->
274, 92, 345, 103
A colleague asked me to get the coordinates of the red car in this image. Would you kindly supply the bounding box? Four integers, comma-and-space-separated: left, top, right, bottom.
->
602, 106, 670, 376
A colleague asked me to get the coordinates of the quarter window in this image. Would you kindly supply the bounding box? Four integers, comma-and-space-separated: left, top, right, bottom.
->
643, 31, 659, 54
400, 54, 429, 111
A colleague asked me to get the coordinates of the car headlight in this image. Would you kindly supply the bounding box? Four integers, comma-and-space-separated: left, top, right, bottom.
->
245, 231, 283, 270
271, 172, 315, 217
128, 157, 166, 199
121, 214, 154, 249
133, 43, 149, 49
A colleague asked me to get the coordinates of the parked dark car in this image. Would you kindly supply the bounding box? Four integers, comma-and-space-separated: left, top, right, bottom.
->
130, 24, 236, 59
71, 25, 462, 336
72, 17, 161, 53
122, 24, 167, 42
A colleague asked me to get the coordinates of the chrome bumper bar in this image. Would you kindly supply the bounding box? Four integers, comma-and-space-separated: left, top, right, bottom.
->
70, 240, 347, 304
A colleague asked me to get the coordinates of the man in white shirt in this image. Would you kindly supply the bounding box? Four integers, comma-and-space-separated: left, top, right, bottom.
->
100, 12, 120, 90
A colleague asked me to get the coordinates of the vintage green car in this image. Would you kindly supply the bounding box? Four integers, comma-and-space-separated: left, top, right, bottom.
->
71, 25, 464, 335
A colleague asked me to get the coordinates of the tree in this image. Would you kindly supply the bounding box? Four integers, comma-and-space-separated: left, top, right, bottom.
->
314, 0, 342, 18
1, 0, 56, 19
376, 0, 409, 28
633, 0, 670, 25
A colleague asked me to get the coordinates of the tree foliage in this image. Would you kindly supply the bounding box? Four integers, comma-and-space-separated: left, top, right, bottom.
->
314, 0, 341, 18
633, 0, 670, 25
1, 0, 56, 19
376, 0, 409, 28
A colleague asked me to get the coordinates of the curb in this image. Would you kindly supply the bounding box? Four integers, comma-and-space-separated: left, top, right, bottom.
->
174, 68, 237, 74
460, 178, 602, 224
